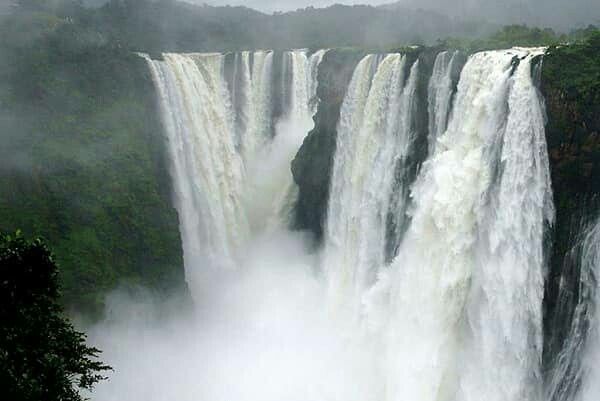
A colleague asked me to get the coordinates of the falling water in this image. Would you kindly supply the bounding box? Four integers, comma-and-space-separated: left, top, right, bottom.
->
116, 47, 564, 401
324, 48, 553, 401
457, 48, 554, 401
427, 50, 459, 155
250, 49, 327, 229
241, 51, 274, 164
547, 218, 600, 401
144, 53, 249, 288
143, 50, 326, 292
324, 53, 420, 321
308, 49, 328, 114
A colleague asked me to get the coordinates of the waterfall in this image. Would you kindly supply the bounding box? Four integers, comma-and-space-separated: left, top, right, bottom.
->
427, 50, 459, 155
323, 48, 553, 401
251, 49, 328, 229
242, 51, 274, 164
262, 50, 312, 229
126, 46, 570, 401
142, 50, 326, 293
308, 49, 328, 114
144, 53, 249, 288
323, 53, 420, 321
547, 218, 600, 401
457, 48, 554, 401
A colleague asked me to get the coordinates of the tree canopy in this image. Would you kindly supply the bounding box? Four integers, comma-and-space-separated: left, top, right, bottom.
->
0, 233, 111, 401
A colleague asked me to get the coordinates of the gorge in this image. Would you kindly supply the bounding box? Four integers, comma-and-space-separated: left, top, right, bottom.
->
82, 44, 600, 401
1, 2, 600, 400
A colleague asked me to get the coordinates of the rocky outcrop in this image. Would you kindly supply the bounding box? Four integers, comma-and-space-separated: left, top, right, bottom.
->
291, 49, 365, 240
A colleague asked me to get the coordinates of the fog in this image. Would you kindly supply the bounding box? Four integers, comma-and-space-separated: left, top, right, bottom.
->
80, 48, 383, 400
86, 224, 381, 401
1, 1, 599, 401
197, 0, 600, 29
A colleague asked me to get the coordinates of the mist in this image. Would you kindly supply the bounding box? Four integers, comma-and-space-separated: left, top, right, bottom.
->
194, 0, 600, 30
84, 50, 381, 398
1, 1, 599, 401
86, 228, 383, 401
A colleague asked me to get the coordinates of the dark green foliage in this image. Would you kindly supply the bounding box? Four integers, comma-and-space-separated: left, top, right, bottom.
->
438, 24, 563, 52
541, 30, 600, 373
0, 1, 185, 316
0, 233, 111, 401
544, 30, 600, 106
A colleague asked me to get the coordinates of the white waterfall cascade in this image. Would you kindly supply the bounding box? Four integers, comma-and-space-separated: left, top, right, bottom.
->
239, 51, 274, 165
457, 48, 554, 401
427, 50, 458, 155
144, 53, 249, 287
103, 47, 561, 401
325, 48, 554, 401
323, 53, 420, 322
143, 50, 326, 292
251, 49, 328, 230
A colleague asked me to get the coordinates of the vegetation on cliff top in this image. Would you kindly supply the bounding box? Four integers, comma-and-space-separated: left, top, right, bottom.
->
438, 24, 599, 52
0, 1, 185, 316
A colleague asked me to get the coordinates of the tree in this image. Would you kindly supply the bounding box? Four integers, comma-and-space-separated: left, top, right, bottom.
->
0, 232, 111, 401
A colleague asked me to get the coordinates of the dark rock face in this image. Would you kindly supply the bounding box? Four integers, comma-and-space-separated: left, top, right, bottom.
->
291, 49, 365, 241
541, 42, 600, 376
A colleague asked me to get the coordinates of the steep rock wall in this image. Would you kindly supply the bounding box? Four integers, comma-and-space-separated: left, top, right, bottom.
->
291, 49, 365, 240
541, 38, 600, 371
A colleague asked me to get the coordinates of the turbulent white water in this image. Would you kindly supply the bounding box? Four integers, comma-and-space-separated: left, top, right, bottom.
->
457, 48, 554, 401
327, 48, 553, 401
93, 47, 560, 401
